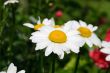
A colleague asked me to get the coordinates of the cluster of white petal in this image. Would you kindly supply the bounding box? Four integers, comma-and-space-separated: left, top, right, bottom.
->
28, 18, 101, 59
4, 0, 19, 5
100, 41, 110, 61
23, 17, 55, 30
0, 63, 25, 73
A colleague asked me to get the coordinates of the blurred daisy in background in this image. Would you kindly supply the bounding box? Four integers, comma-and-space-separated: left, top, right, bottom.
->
100, 41, 110, 61
63, 20, 101, 47
0, 63, 25, 73
4, 0, 19, 6
30, 26, 83, 59
23, 17, 58, 30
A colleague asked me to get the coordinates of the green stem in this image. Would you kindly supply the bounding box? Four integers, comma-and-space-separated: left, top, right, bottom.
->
73, 53, 80, 73
0, 0, 3, 22
51, 54, 56, 73
11, 4, 15, 25
105, 68, 109, 73
97, 68, 101, 73
8, 4, 16, 52
39, 51, 43, 73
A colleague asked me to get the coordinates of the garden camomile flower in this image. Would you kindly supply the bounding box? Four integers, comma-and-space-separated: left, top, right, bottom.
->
0, 63, 25, 73
63, 20, 101, 47
4, 0, 19, 6
23, 17, 59, 30
30, 26, 83, 59
100, 41, 110, 61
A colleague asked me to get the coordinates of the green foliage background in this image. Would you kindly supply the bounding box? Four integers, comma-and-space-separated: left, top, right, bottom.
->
0, 0, 110, 73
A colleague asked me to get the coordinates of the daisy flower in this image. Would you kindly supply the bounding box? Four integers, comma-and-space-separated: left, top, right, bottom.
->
100, 41, 110, 61
23, 17, 59, 30
30, 26, 82, 59
63, 20, 101, 47
4, 0, 19, 6
0, 63, 25, 73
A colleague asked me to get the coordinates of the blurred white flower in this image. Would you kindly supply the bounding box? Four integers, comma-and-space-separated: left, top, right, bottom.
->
4, 0, 19, 5
100, 41, 110, 61
63, 20, 101, 47
0, 63, 25, 73
30, 26, 82, 59
23, 17, 57, 30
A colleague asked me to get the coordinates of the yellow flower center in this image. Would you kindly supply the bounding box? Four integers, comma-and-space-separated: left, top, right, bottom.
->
54, 25, 61, 28
34, 24, 44, 30
48, 30, 67, 43
78, 27, 92, 38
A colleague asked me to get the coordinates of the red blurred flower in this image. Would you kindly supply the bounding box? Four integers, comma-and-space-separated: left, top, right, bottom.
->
89, 49, 110, 69
105, 29, 110, 42
55, 10, 63, 17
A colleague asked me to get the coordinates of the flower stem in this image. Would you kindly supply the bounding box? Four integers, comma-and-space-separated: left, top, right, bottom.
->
11, 4, 15, 25
51, 54, 56, 73
97, 68, 101, 73
73, 53, 80, 73
39, 51, 43, 73
105, 68, 109, 73
0, 0, 3, 22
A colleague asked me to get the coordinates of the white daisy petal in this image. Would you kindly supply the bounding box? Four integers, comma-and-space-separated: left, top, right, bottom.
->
106, 55, 110, 61
64, 49, 70, 54
42, 18, 55, 26
88, 24, 93, 31
85, 39, 93, 47
4, 1, 9, 5
0, 71, 6, 73
37, 17, 41, 24
71, 46, 80, 53
42, 18, 49, 25
39, 26, 54, 32
67, 42, 80, 53
35, 44, 40, 50
62, 46, 70, 54
53, 46, 64, 59
63, 20, 80, 31
71, 20, 80, 30
100, 48, 110, 54
23, 23, 34, 28
79, 20, 87, 27
92, 26, 98, 31
53, 47, 61, 55
59, 52, 64, 59
63, 21, 73, 31
31, 38, 47, 43
31, 31, 46, 36
100, 41, 110, 61
4, 0, 19, 5
1, 63, 25, 73
102, 41, 110, 48
45, 46, 53, 56
30, 32, 48, 43
70, 36, 85, 47
90, 33, 101, 47
18, 70, 25, 73
7, 63, 17, 73
50, 18, 55, 26
35, 42, 48, 50
67, 30, 80, 36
